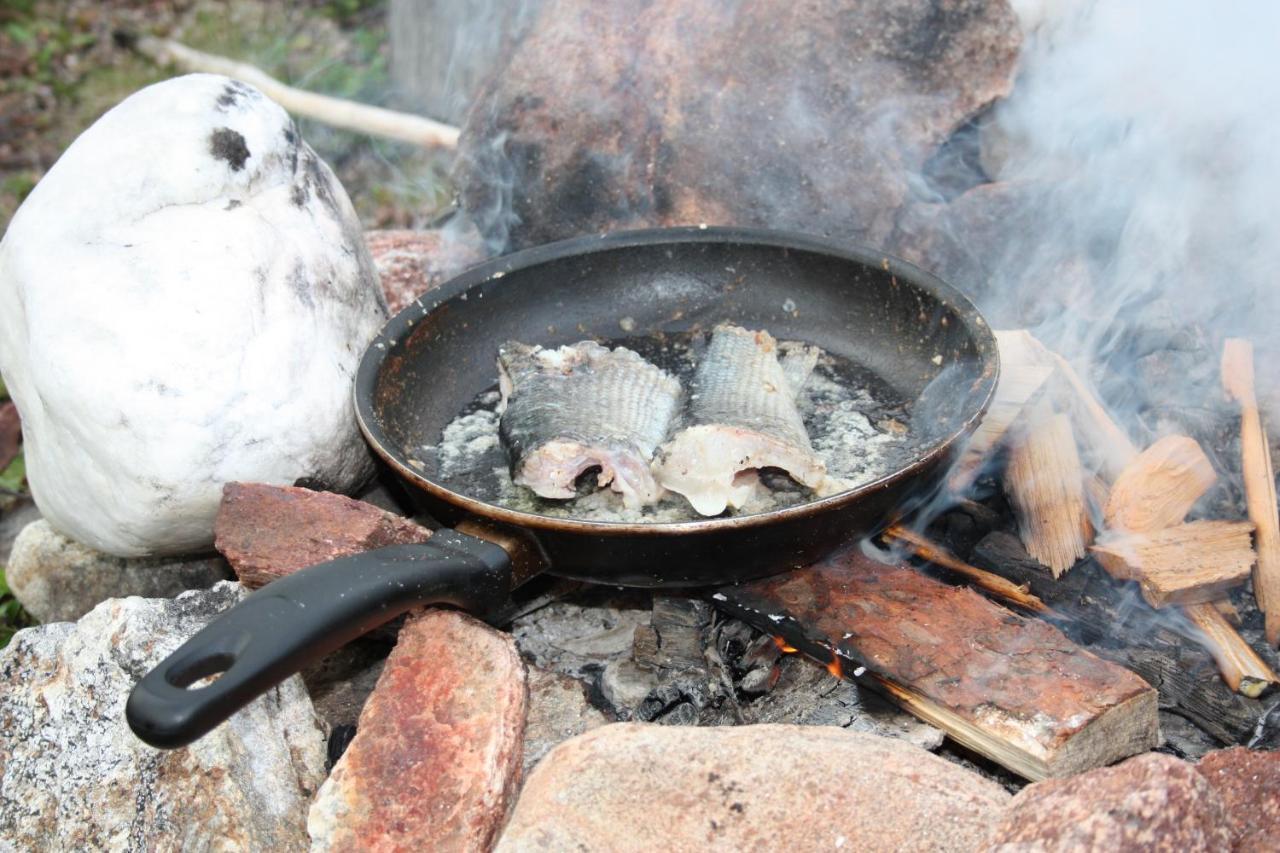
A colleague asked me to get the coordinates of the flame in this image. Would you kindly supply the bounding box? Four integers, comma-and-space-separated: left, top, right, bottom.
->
826, 656, 844, 679
772, 636, 797, 654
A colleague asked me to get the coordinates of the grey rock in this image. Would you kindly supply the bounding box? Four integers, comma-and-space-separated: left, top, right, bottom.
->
523, 667, 607, 775
6, 519, 232, 623
0, 581, 327, 850
300, 635, 392, 731
0, 496, 39, 564
600, 658, 660, 716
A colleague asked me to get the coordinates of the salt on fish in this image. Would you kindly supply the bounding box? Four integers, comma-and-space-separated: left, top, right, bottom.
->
653, 324, 827, 516
497, 341, 682, 508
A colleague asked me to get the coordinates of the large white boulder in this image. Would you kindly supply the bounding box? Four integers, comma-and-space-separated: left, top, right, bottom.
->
0, 74, 388, 556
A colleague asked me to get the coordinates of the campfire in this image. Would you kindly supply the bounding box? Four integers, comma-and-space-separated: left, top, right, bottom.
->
1, 0, 1279, 850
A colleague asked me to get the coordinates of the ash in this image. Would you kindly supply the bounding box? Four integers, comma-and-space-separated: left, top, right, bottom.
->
423, 350, 909, 523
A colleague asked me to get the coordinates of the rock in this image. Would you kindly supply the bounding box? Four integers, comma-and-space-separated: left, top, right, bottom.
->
1197, 747, 1280, 852
213, 482, 432, 588
988, 753, 1232, 851
0, 496, 39, 565
301, 635, 392, 732
0, 581, 327, 849
523, 667, 608, 774
495, 724, 1009, 852
0, 399, 18, 471
366, 225, 488, 314
309, 610, 527, 852
6, 518, 232, 623
0, 73, 387, 557
456, 0, 1021, 251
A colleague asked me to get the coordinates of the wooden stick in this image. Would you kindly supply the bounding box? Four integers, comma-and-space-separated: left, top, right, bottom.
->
1104, 435, 1216, 533
1050, 353, 1139, 483
1183, 602, 1278, 698
1090, 521, 1255, 608
130, 36, 461, 149
1222, 338, 1280, 646
1004, 407, 1091, 577
883, 524, 1052, 614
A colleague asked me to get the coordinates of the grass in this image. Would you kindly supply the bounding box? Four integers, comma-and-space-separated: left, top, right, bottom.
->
0, 568, 35, 648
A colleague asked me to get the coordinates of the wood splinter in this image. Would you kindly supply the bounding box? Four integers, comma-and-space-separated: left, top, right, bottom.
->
1183, 602, 1278, 698
1222, 338, 1280, 646
1003, 406, 1091, 577
1091, 521, 1256, 608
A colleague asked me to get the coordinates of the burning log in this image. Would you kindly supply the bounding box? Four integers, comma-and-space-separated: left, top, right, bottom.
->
1091, 521, 1256, 608
1182, 603, 1279, 699
1221, 338, 1280, 646
1003, 406, 1091, 577
882, 523, 1051, 615
949, 329, 1056, 492
1104, 435, 1217, 533
715, 551, 1159, 781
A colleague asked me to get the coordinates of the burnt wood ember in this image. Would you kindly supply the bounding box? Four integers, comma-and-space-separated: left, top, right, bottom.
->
970, 530, 1280, 747
455, 0, 1021, 250
714, 550, 1158, 780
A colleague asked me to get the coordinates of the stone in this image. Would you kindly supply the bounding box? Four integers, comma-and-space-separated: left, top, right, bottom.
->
213, 482, 432, 588
495, 723, 1009, 852
1197, 747, 1280, 852
309, 609, 527, 852
523, 666, 607, 774
6, 518, 232, 622
301, 635, 392, 732
0, 73, 387, 557
0, 581, 327, 849
988, 753, 1233, 851
366, 225, 488, 314
456, 0, 1021, 251
0, 496, 39, 565
0, 399, 18, 471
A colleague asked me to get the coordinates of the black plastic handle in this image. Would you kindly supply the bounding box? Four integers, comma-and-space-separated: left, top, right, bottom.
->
126, 530, 513, 749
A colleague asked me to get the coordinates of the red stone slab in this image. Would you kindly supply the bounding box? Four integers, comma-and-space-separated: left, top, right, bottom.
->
715, 550, 1158, 779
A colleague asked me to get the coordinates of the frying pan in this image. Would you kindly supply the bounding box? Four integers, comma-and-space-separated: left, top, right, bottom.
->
126, 227, 998, 748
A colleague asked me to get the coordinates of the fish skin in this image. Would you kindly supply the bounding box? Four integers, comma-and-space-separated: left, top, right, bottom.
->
654, 324, 827, 516
497, 341, 682, 508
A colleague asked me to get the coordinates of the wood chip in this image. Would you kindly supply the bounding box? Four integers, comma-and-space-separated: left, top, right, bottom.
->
1004, 406, 1091, 577
1104, 435, 1216, 533
1091, 521, 1255, 608
1183, 602, 1279, 698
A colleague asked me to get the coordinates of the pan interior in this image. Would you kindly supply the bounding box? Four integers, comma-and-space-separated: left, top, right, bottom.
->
364, 231, 994, 529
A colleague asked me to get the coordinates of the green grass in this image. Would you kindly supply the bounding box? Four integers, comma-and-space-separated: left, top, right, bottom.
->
0, 567, 34, 647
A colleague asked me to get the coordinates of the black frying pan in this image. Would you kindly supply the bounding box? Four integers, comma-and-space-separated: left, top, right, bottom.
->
126, 227, 998, 748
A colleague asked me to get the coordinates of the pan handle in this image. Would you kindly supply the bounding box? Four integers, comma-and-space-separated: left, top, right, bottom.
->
125, 530, 512, 749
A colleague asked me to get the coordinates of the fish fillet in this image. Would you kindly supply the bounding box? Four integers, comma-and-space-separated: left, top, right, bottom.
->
497, 341, 682, 508
654, 324, 827, 516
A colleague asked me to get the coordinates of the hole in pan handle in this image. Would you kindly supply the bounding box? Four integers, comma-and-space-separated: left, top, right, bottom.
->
125, 530, 513, 749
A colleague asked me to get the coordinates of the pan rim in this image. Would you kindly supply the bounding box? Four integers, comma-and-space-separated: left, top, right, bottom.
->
354, 225, 999, 536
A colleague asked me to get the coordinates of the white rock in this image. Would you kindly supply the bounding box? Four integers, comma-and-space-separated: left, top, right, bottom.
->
0, 74, 387, 556
0, 581, 328, 849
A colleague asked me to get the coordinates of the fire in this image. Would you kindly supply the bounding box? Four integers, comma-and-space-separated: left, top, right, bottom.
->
772, 636, 797, 654
826, 656, 843, 679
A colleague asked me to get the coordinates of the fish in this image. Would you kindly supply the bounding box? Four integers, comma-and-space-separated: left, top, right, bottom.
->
497, 341, 683, 508
653, 323, 827, 516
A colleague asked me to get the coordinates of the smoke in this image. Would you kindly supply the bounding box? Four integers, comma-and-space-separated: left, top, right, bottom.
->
975, 0, 1280, 408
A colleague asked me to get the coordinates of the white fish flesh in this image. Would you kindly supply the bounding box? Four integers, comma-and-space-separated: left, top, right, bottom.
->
497, 341, 682, 508
654, 324, 827, 516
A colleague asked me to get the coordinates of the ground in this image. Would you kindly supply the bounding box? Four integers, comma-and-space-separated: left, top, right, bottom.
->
0, 0, 452, 642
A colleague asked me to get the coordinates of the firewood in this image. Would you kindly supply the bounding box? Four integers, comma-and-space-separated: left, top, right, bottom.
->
127, 36, 461, 149
1214, 598, 1243, 626
1049, 353, 1139, 482
1104, 435, 1217, 533
882, 524, 1052, 615
948, 330, 1056, 492
715, 552, 1159, 781
1222, 338, 1280, 646
1091, 521, 1255, 608
972, 530, 1271, 739
1183, 602, 1279, 699
1003, 406, 1091, 577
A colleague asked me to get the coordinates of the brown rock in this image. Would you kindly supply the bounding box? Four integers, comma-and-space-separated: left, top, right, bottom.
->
213, 482, 432, 587
496, 723, 1010, 852
1197, 747, 1280, 852
522, 667, 607, 775
365, 226, 489, 315
457, 0, 1021, 250
988, 753, 1232, 852
0, 399, 19, 471
309, 610, 527, 852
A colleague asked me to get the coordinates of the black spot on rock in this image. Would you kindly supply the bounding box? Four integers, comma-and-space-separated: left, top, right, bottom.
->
291, 183, 308, 208
225, 199, 242, 211
287, 263, 315, 307
209, 127, 250, 171
293, 476, 331, 492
